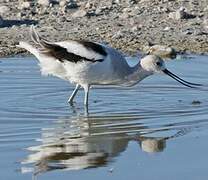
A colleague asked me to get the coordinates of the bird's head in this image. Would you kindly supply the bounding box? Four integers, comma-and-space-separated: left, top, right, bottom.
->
140, 55, 166, 74
140, 55, 202, 88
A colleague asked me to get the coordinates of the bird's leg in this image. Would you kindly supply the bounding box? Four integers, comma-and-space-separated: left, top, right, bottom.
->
84, 105, 89, 115
84, 85, 90, 107
68, 84, 81, 104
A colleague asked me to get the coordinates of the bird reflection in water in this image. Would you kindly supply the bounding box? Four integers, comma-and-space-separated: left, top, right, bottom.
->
21, 112, 191, 178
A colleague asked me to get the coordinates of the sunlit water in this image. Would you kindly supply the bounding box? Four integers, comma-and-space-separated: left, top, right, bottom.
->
0, 55, 208, 180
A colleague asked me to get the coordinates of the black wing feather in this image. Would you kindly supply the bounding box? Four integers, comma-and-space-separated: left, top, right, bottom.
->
30, 26, 106, 63
42, 42, 104, 63
78, 40, 107, 56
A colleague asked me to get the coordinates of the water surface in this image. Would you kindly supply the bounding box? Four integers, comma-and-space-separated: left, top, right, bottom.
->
0, 55, 208, 180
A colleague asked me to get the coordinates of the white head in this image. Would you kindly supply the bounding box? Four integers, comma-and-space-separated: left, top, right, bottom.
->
140, 55, 201, 88
140, 55, 166, 74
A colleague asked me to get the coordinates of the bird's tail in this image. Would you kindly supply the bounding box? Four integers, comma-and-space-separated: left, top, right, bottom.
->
17, 41, 39, 57
30, 25, 52, 48
30, 25, 43, 45
17, 25, 51, 57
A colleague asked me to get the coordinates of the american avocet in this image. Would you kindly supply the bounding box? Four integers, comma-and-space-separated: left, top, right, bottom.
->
18, 26, 201, 106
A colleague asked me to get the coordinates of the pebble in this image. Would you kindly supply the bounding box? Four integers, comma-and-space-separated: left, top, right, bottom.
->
85, 1, 94, 9
163, 26, 171, 31
113, 0, 121, 4
67, 0, 79, 9
0, 5, 9, 14
95, 8, 102, 15
192, 100, 201, 105
19, 1, 31, 10
72, 9, 87, 18
183, 28, 194, 35
17, 12, 26, 18
37, 0, 51, 7
131, 25, 140, 32
59, 0, 67, 7
128, 0, 137, 5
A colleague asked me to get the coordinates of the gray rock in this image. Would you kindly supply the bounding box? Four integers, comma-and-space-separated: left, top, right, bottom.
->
59, 0, 78, 9
67, 0, 78, 9
37, 0, 51, 7
0, 5, 9, 15
128, 0, 136, 5
85, 1, 94, 9
183, 28, 194, 35
19, 1, 31, 10
17, 12, 26, 18
87, 10, 96, 16
72, 9, 87, 18
95, 8, 102, 15
163, 26, 171, 31
113, 0, 121, 4
59, 0, 67, 7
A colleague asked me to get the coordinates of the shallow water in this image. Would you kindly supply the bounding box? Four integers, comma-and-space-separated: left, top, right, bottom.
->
0, 55, 208, 180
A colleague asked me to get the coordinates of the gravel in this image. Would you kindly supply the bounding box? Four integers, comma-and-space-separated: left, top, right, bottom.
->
0, 0, 208, 57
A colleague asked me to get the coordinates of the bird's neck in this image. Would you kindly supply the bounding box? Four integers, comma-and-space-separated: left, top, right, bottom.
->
125, 62, 153, 86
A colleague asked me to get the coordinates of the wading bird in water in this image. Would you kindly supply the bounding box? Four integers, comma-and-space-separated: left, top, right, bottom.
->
18, 26, 201, 107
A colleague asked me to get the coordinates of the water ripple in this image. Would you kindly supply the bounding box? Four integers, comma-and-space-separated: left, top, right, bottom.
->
0, 56, 208, 177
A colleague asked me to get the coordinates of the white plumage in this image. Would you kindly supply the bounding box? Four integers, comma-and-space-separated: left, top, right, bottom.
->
18, 26, 201, 107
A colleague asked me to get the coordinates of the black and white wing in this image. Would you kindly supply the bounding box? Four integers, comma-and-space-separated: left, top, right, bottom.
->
31, 26, 107, 63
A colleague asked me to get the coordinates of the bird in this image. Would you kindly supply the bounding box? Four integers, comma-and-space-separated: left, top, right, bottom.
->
18, 26, 201, 107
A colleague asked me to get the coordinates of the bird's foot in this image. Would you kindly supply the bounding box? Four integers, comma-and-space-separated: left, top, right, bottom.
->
68, 99, 75, 105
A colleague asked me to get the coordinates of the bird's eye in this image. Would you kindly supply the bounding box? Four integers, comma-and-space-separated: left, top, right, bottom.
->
156, 61, 162, 66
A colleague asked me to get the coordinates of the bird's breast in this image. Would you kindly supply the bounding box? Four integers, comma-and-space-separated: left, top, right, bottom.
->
63, 59, 123, 85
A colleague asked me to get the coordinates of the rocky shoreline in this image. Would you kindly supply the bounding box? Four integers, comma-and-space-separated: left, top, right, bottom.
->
0, 0, 208, 57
